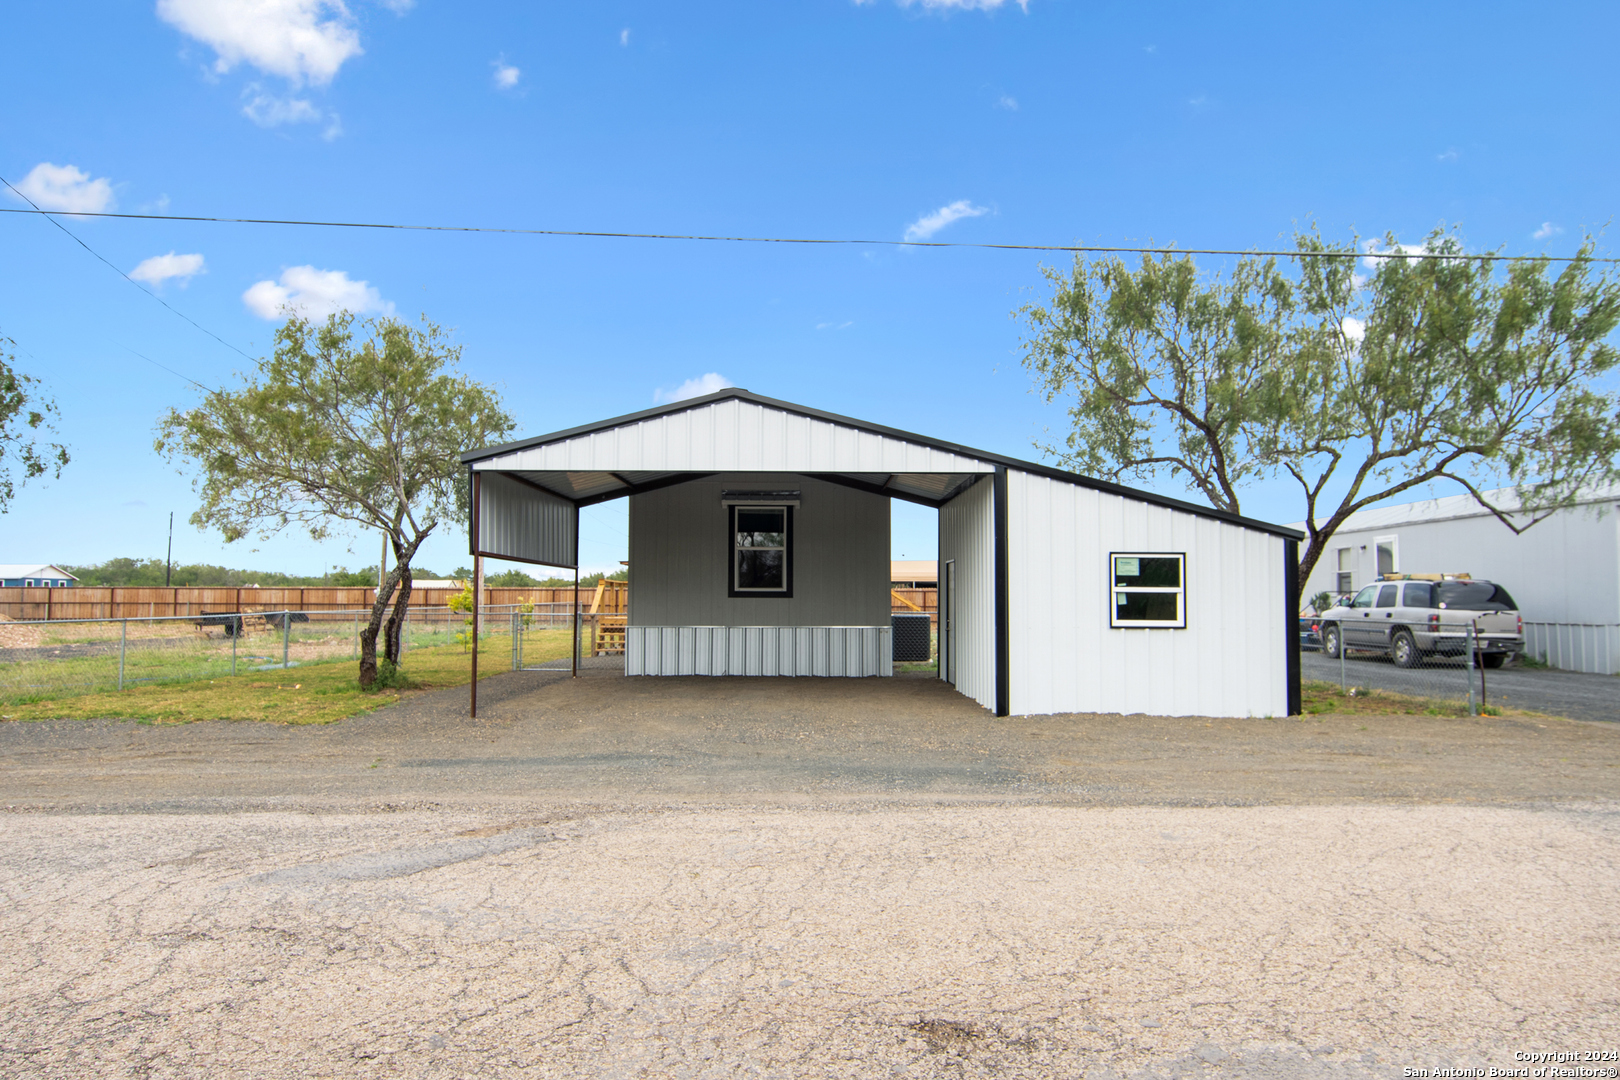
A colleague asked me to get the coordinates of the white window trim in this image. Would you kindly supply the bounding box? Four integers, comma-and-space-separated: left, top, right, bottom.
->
1109, 551, 1187, 629
1374, 534, 1399, 576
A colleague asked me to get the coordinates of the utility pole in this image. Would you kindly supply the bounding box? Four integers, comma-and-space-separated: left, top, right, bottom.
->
164, 512, 174, 587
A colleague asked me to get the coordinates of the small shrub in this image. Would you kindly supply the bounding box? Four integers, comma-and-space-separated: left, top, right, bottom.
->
363, 659, 414, 693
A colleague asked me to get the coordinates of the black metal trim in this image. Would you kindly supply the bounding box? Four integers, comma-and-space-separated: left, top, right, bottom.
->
1285, 538, 1302, 716
993, 466, 1010, 718
459, 387, 1302, 541
803, 472, 944, 508
1106, 551, 1189, 629
727, 504, 794, 600
575, 471, 717, 507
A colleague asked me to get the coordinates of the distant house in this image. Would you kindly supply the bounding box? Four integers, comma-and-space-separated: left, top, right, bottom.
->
0, 565, 77, 588
890, 561, 937, 588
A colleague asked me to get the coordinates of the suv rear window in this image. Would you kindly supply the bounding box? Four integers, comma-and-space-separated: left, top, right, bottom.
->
1436, 582, 1518, 611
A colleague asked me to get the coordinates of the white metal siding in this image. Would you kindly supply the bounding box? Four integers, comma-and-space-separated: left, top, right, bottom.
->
939, 476, 997, 712
1007, 469, 1288, 718
474, 398, 997, 476
625, 626, 891, 676
477, 471, 577, 568
1523, 622, 1620, 675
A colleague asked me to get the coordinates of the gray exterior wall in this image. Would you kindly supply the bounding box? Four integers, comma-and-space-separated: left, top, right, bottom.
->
627, 473, 890, 628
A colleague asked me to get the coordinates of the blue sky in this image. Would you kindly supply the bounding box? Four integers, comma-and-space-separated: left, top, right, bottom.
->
2, 0, 1615, 577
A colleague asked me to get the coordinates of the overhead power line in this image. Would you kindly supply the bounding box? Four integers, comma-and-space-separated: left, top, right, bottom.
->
0, 206, 1611, 263
0, 177, 255, 362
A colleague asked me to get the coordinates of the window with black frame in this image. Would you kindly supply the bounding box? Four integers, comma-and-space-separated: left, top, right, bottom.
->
730, 505, 792, 597
1110, 552, 1186, 628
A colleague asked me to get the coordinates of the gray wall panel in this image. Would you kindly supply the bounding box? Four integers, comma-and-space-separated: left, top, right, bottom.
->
475, 471, 577, 568
627, 473, 890, 627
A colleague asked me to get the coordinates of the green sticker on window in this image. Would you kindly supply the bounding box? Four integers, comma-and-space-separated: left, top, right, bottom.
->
1116, 557, 1140, 577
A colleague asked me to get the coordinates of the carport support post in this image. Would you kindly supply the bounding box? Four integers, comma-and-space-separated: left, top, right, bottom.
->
471, 554, 482, 718
572, 562, 580, 678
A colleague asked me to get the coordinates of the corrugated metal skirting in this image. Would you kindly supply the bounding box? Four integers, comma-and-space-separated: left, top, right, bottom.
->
626, 626, 892, 677
1523, 622, 1620, 675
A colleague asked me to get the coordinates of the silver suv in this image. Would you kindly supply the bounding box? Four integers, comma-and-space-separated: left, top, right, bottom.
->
1319, 578, 1524, 669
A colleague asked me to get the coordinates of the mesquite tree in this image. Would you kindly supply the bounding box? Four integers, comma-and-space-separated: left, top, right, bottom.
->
156, 313, 514, 687
0, 332, 69, 512
1019, 228, 1620, 591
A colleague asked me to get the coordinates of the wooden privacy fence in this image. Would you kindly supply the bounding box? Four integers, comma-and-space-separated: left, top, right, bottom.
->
0, 584, 938, 622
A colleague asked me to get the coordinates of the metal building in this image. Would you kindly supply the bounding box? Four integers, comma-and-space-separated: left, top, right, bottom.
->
461, 389, 1303, 717
1296, 484, 1620, 675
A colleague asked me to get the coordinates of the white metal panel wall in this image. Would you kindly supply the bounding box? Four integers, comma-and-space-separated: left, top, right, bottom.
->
477, 398, 996, 477
1523, 622, 1620, 675
939, 475, 997, 712
625, 626, 891, 676
1007, 469, 1288, 718
477, 471, 577, 568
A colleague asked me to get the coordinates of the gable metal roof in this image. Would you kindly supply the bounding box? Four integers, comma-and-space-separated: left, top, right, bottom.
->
463, 387, 1302, 539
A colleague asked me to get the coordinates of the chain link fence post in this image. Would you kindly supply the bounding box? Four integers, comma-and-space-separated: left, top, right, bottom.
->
283, 611, 291, 670
118, 619, 127, 691
232, 620, 237, 676
511, 612, 520, 670
1466, 623, 1477, 716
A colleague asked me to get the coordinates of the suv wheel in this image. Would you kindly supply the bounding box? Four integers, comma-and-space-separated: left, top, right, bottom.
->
1322, 624, 1341, 659
1480, 653, 1506, 669
1392, 629, 1422, 668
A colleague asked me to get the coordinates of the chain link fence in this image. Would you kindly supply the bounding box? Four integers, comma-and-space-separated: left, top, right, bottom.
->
0, 609, 376, 705
0, 603, 595, 705
1301, 618, 1513, 714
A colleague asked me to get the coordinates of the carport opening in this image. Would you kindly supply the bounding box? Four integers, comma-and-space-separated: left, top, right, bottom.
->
479, 474, 942, 680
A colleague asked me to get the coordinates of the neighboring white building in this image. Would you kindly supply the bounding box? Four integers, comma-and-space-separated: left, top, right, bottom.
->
462, 389, 1303, 718
1295, 484, 1620, 674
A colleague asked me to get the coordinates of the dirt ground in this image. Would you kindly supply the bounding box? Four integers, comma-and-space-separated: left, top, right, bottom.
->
2, 671, 1619, 1078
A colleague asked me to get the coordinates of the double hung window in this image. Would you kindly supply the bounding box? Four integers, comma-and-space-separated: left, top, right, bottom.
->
1109, 552, 1186, 628
730, 505, 792, 597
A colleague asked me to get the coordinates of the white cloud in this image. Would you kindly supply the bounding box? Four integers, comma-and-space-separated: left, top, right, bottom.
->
156, 0, 363, 86
10, 163, 115, 213
242, 89, 322, 125
996, 93, 1018, 110
1436, 148, 1459, 162
816, 321, 854, 330
131, 251, 207, 287
903, 199, 989, 242
1340, 316, 1366, 343
492, 59, 521, 88
858, 0, 1030, 9
653, 373, 733, 404
1533, 222, 1563, 240
242, 265, 394, 320
620, 28, 631, 45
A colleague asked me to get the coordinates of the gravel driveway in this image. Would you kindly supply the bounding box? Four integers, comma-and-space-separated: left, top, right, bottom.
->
3, 672, 1618, 1079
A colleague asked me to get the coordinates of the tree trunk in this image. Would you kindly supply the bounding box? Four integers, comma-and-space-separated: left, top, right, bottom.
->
357, 533, 426, 688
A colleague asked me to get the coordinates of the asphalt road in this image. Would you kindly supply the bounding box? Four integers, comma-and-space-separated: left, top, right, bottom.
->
1301, 649, 1618, 722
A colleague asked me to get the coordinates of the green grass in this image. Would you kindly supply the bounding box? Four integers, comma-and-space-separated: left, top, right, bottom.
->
0, 627, 576, 725
1302, 679, 1526, 718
